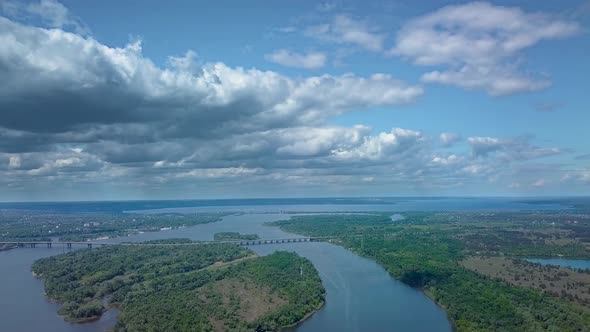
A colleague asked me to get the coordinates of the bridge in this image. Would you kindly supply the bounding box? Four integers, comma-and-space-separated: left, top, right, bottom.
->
0, 237, 341, 249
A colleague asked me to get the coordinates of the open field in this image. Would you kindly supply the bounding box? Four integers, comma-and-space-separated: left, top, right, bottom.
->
461, 256, 590, 306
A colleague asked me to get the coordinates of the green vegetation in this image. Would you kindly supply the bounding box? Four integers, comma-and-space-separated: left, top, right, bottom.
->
461, 256, 590, 306
0, 210, 226, 242
32, 241, 325, 331
269, 212, 590, 331
214, 232, 259, 241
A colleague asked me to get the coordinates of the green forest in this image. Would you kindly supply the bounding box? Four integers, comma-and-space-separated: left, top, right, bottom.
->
269, 212, 590, 331
214, 232, 259, 241
32, 242, 325, 331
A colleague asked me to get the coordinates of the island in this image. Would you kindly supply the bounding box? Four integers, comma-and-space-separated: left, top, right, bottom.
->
214, 232, 260, 241
269, 211, 590, 331
32, 240, 325, 331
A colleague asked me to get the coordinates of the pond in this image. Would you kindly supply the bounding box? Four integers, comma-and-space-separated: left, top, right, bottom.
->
525, 258, 590, 270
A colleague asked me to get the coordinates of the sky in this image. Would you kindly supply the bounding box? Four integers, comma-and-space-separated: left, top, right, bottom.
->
0, 0, 589, 201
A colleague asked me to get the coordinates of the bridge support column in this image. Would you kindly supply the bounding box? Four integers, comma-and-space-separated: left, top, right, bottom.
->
30, 243, 35, 248
47, 243, 52, 248
67, 243, 72, 249
87, 243, 92, 249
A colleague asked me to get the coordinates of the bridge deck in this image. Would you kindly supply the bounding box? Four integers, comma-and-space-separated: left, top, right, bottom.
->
0, 236, 341, 248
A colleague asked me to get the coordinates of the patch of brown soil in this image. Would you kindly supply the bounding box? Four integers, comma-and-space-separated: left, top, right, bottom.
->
213, 278, 287, 322
461, 256, 590, 306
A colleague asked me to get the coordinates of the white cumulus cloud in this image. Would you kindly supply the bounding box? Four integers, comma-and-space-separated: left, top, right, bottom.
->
391, 2, 579, 95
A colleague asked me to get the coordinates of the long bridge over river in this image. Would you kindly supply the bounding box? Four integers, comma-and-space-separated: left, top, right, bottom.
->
0, 237, 342, 249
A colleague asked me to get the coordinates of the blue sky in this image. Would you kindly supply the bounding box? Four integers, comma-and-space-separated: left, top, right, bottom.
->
0, 0, 589, 200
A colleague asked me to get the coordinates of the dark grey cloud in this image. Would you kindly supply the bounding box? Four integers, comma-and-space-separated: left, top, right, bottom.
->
0, 18, 422, 138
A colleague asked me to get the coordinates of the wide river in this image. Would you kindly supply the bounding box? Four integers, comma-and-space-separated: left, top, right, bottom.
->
0, 212, 451, 332
0, 198, 567, 332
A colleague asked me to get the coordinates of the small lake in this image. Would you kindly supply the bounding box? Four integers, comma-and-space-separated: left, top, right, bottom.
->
0, 213, 452, 332
526, 258, 590, 270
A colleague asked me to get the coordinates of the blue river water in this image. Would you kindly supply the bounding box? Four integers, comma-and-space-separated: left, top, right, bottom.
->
0, 212, 452, 332
526, 258, 590, 270
0, 197, 573, 331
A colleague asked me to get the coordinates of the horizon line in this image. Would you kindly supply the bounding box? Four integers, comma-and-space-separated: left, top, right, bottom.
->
0, 195, 588, 204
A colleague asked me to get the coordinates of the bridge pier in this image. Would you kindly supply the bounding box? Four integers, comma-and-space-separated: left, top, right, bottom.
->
67, 243, 72, 249
47, 243, 52, 248
87, 243, 92, 249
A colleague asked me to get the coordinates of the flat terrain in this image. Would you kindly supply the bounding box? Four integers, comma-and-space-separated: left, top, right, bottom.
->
0, 210, 227, 242
461, 256, 590, 306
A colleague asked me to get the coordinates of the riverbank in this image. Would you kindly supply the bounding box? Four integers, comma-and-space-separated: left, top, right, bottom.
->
61, 312, 105, 324
268, 212, 590, 331
329, 240, 453, 329
281, 300, 325, 331
0, 244, 17, 251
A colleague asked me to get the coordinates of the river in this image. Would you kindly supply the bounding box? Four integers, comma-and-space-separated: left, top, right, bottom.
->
0, 197, 569, 331
0, 212, 452, 332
